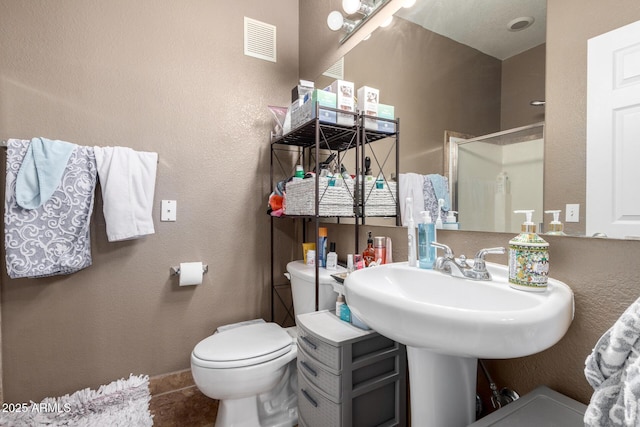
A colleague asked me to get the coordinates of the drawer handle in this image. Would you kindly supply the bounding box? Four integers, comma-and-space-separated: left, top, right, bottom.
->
301, 389, 318, 407
301, 336, 317, 350
300, 361, 318, 377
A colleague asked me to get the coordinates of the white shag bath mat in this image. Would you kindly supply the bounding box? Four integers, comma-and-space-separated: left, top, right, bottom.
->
0, 373, 153, 427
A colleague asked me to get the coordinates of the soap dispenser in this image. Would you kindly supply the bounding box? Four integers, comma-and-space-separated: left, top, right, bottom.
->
443, 211, 459, 230
544, 210, 567, 236
508, 210, 549, 292
418, 211, 437, 269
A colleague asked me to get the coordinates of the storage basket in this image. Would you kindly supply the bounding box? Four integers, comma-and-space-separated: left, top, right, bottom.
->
285, 177, 355, 216
363, 181, 397, 216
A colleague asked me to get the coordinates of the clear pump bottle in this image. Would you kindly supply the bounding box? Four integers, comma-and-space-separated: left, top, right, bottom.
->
418, 211, 437, 269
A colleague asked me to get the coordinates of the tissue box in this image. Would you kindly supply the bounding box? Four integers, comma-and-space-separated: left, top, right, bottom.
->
357, 86, 380, 130
291, 79, 314, 103
329, 79, 355, 126
291, 89, 337, 129
377, 103, 396, 133
288, 99, 303, 131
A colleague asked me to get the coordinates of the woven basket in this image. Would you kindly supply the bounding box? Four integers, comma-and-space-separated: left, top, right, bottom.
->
285, 177, 355, 216
363, 181, 397, 216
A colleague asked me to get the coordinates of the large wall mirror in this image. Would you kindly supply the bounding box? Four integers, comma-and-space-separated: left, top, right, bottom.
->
306, 0, 640, 239
314, 0, 547, 233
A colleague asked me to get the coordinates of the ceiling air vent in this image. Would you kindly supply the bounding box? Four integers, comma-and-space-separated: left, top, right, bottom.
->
323, 57, 345, 80
244, 17, 276, 63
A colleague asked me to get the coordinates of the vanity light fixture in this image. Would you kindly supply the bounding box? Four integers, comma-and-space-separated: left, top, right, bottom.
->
327, 0, 390, 39
342, 0, 374, 16
327, 10, 357, 32
530, 100, 546, 106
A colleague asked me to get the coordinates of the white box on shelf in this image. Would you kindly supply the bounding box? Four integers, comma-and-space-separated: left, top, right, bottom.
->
357, 86, 380, 130
329, 79, 355, 126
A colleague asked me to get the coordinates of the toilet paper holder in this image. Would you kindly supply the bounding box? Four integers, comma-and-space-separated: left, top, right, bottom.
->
170, 264, 209, 276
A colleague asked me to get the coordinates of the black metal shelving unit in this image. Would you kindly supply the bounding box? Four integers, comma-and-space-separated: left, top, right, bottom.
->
269, 104, 399, 326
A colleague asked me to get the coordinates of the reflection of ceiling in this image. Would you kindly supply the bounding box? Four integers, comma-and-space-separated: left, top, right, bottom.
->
395, 0, 546, 60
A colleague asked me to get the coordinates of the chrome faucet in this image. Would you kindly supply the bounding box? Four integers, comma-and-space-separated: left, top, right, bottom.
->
431, 242, 505, 281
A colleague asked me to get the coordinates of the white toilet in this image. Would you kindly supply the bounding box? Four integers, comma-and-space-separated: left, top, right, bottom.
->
191, 260, 344, 427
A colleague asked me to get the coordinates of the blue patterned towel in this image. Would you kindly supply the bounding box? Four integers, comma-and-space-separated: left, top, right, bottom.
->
423, 174, 450, 223
4, 139, 97, 278
426, 174, 450, 211
584, 297, 640, 426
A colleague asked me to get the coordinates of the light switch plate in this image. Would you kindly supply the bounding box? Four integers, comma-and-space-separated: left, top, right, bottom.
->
161, 200, 177, 222
565, 204, 579, 223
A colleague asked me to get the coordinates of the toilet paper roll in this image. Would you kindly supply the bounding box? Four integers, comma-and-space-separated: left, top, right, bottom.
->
179, 262, 203, 286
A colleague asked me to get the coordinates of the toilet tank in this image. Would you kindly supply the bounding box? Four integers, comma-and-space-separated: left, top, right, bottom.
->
286, 261, 346, 317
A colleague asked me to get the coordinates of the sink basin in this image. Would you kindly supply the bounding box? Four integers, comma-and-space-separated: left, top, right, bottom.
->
344, 261, 574, 359
344, 261, 574, 426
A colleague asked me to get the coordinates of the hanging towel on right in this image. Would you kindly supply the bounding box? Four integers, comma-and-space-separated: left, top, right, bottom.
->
584, 296, 640, 426
94, 146, 158, 242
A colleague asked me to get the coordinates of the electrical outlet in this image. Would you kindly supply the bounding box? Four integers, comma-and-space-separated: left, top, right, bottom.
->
565, 204, 579, 223
161, 200, 177, 222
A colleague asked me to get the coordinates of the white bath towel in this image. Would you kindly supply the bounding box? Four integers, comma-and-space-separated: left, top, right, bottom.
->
399, 173, 424, 226
584, 296, 640, 426
94, 146, 158, 242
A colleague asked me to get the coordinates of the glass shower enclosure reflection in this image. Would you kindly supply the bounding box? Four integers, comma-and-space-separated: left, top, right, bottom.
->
445, 123, 544, 233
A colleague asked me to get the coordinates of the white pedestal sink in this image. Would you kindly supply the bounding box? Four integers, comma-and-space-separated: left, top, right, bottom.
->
344, 262, 574, 427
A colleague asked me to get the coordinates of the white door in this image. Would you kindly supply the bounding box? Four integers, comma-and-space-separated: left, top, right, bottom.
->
587, 19, 640, 239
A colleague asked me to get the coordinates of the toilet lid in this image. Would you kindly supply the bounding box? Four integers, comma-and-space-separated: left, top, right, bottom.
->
192, 323, 293, 368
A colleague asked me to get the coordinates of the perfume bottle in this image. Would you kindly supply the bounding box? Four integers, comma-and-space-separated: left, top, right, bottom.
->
362, 231, 375, 267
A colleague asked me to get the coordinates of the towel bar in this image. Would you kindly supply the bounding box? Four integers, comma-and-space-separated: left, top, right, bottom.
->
0, 141, 159, 163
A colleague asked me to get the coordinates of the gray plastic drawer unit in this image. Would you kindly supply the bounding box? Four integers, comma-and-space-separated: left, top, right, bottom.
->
469, 385, 587, 426
296, 310, 407, 427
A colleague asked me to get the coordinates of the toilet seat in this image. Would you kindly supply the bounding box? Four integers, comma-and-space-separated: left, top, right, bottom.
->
192, 322, 293, 369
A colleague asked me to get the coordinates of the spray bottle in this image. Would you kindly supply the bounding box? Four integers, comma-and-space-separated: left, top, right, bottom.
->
508, 210, 549, 292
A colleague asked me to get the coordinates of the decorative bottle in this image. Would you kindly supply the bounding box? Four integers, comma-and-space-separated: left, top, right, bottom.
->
362, 231, 375, 267
508, 210, 549, 292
